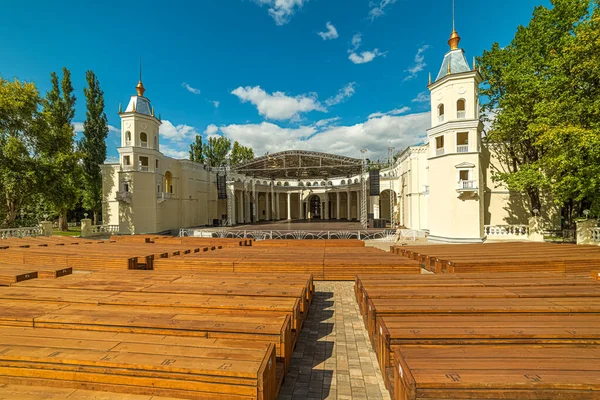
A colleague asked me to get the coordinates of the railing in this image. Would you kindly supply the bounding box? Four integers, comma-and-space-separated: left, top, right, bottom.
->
180, 228, 400, 241
457, 180, 478, 190
139, 166, 149, 172
116, 191, 132, 203
542, 229, 576, 243
438, 115, 445, 124
157, 192, 172, 203
90, 225, 119, 235
591, 228, 600, 243
456, 144, 469, 153
141, 142, 148, 148
0, 226, 44, 239
125, 141, 132, 146
51, 222, 80, 228
457, 111, 466, 119
436, 148, 445, 156
485, 225, 529, 240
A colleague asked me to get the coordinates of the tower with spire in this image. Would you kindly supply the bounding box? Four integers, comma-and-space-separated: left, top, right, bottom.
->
425, 3, 485, 243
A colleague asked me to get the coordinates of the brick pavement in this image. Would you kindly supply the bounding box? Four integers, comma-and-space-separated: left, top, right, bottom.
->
278, 281, 391, 400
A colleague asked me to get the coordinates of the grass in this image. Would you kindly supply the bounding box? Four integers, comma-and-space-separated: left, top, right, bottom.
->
52, 227, 81, 237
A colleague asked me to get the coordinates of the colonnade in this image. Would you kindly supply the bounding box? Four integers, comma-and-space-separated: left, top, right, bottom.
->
228, 184, 366, 224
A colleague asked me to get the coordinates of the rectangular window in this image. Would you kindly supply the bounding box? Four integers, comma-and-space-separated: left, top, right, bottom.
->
459, 170, 470, 181
139, 156, 149, 172
436, 136, 444, 149
123, 155, 131, 165
457, 132, 469, 153
155, 159, 159, 169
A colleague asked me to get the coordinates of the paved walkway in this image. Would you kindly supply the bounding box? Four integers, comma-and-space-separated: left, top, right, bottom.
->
278, 281, 391, 400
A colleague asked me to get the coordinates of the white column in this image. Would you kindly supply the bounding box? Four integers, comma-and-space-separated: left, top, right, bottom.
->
246, 191, 251, 223
238, 190, 244, 224
324, 194, 329, 220
287, 192, 292, 220
228, 184, 236, 226
346, 190, 351, 220
336, 192, 341, 220
265, 191, 270, 221
276, 192, 280, 220
300, 198, 304, 220
356, 191, 360, 221
298, 192, 303, 219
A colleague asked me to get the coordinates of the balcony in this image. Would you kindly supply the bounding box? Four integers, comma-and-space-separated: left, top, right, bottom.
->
438, 115, 445, 124
457, 180, 478, 192
435, 148, 445, 156
141, 142, 148, 148
457, 111, 466, 119
157, 192, 172, 203
125, 141, 132, 147
139, 166, 149, 172
457, 144, 469, 153
116, 191, 132, 203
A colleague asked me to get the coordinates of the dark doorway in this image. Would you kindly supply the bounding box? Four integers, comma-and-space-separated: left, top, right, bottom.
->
309, 196, 321, 219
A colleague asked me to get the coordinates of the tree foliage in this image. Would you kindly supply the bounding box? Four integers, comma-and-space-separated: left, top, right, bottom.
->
479, 0, 599, 223
189, 135, 204, 163
80, 70, 109, 225
203, 136, 231, 168
230, 141, 254, 166
40, 67, 81, 231
0, 78, 46, 227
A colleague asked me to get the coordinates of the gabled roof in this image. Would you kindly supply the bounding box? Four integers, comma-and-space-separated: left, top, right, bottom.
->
455, 162, 475, 169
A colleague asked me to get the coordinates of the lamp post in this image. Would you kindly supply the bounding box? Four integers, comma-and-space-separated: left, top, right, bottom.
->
360, 149, 368, 229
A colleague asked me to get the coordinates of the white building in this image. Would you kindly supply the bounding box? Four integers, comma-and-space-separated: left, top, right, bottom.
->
102, 28, 540, 241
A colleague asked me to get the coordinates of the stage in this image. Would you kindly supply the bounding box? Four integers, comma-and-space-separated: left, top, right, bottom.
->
227, 219, 378, 232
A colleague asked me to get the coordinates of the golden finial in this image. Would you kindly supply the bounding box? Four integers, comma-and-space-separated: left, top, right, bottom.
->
151, 106, 155, 116
132, 100, 136, 113
136, 81, 145, 97
118, 103, 122, 114
473, 56, 476, 70
448, 30, 461, 50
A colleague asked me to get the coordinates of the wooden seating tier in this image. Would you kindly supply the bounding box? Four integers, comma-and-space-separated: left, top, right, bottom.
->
392, 242, 600, 274
355, 271, 600, 398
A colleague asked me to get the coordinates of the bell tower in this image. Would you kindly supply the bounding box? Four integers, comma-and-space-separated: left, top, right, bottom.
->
117, 66, 162, 173
425, 9, 485, 243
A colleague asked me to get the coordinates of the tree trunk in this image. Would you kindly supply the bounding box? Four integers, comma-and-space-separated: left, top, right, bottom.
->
58, 210, 69, 231
93, 209, 98, 226
3, 196, 18, 228
527, 188, 542, 216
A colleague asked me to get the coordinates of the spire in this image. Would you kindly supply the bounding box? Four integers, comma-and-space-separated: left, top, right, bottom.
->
448, 0, 461, 50
118, 103, 122, 114
136, 57, 146, 97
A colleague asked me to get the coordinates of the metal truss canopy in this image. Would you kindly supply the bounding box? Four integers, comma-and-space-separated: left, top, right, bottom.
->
233, 150, 362, 180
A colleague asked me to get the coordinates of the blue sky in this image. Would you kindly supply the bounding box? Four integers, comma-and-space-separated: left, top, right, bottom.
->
0, 0, 548, 161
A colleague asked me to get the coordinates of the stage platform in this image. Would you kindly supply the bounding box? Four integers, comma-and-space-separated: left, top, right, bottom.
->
228, 219, 374, 232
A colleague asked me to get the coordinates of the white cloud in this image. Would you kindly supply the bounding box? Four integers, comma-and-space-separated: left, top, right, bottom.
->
317, 22, 339, 40
181, 82, 201, 95
348, 33, 385, 64
349, 50, 384, 64
104, 155, 119, 164
212, 100, 220, 108
412, 91, 430, 103
313, 117, 341, 128
217, 111, 430, 160
254, 0, 308, 25
369, 0, 398, 20
159, 120, 201, 142
72, 122, 120, 135
367, 106, 411, 120
231, 86, 326, 121
351, 33, 362, 51
325, 82, 356, 106
161, 145, 189, 159
204, 124, 219, 136
404, 45, 430, 81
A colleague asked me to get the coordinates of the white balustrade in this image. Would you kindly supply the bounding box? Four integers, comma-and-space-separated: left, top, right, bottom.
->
485, 225, 529, 240
0, 226, 44, 239
457, 180, 478, 191
89, 225, 119, 235
591, 228, 600, 243
116, 191, 132, 203
456, 144, 469, 153
436, 148, 445, 156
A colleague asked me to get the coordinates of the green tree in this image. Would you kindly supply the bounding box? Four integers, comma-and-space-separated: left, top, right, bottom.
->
230, 141, 254, 166
80, 70, 109, 225
41, 67, 81, 231
0, 78, 46, 227
203, 136, 231, 168
189, 134, 204, 163
478, 0, 591, 218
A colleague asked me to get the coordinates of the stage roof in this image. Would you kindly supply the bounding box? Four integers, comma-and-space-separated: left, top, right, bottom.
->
233, 150, 363, 180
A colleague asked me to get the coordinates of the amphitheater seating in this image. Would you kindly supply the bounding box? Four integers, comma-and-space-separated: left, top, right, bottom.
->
356, 271, 600, 397
392, 242, 600, 274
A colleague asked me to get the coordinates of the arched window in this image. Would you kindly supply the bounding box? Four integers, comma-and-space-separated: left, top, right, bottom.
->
457, 99, 466, 119
320, 181, 326, 186
165, 171, 173, 194
341, 180, 346, 185
327, 181, 333, 186
437, 104, 445, 123
354, 179, 359, 184
125, 131, 131, 145
298, 182, 304, 187
276, 182, 282, 186
313, 182, 318, 187
140, 132, 148, 148
306, 182, 311, 187
284, 182, 289, 186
